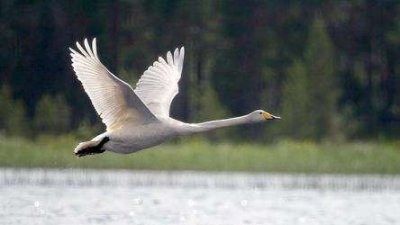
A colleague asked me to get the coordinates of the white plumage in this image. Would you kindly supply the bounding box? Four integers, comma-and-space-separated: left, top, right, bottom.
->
134, 47, 184, 117
70, 38, 279, 157
70, 39, 157, 131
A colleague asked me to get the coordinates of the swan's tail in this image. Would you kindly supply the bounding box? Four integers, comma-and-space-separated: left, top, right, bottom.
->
74, 137, 109, 157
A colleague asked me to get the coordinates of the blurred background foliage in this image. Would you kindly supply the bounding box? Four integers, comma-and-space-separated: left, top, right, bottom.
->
0, 0, 399, 142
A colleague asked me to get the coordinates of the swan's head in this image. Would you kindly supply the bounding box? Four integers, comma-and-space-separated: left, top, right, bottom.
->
249, 110, 281, 122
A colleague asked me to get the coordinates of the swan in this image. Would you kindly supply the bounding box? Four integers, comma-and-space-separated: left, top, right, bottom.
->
69, 38, 280, 157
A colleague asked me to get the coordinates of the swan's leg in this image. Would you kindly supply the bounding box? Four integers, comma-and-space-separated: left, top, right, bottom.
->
74, 137, 109, 157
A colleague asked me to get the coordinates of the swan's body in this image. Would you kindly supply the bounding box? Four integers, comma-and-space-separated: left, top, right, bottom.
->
70, 38, 280, 157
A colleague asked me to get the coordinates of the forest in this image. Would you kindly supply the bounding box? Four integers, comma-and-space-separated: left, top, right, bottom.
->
0, 0, 399, 142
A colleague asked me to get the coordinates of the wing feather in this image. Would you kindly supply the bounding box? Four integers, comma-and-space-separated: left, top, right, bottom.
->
70, 38, 157, 131
134, 47, 185, 117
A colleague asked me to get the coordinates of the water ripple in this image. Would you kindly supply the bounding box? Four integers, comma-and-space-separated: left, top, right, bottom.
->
1, 168, 400, 191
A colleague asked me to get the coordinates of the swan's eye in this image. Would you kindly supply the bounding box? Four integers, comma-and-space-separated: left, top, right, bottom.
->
259, 112, 262, 115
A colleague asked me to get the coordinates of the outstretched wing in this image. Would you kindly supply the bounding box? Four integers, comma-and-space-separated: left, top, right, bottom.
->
134, 47, 185, 118
70, 38, 157, 131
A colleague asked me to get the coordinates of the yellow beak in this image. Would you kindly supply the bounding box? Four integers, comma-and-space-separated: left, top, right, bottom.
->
263, 112, 281, 120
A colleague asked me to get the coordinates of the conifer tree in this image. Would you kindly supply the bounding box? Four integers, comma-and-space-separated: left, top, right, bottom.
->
34, 95, 71, 135
280, 16, 338, 140
305, 16, 338, 139
280, 60, 312, 138
0, 86, 27, 136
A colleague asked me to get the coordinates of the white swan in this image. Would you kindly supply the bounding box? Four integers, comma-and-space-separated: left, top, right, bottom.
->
70, 38, 280, 157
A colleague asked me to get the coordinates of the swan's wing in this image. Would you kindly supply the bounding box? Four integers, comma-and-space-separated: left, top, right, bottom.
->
70, 38, 157, 131
134, 47, 185, 118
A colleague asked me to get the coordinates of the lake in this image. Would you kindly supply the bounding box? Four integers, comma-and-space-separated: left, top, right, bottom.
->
1, 168, 400, 225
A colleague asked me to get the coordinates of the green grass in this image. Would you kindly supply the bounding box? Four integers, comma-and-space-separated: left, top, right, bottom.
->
0, 135, 399, 174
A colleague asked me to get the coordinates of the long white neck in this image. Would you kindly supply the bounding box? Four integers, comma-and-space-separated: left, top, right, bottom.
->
183, 115, 252, 134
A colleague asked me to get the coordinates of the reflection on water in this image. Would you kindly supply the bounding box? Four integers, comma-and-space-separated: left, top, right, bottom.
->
1, 169, 400, 225
2, 168, 400, 190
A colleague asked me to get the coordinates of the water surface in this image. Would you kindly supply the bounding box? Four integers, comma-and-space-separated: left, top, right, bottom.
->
1, 169, 399, 225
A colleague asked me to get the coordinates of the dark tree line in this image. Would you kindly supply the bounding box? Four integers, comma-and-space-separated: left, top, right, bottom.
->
0, 0, 399, 140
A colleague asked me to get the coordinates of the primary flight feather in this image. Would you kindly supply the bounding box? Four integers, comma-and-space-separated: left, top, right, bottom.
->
70, 38, 280, 157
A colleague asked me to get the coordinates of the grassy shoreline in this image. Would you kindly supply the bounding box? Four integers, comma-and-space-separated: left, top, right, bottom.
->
0, 135, 399, 174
